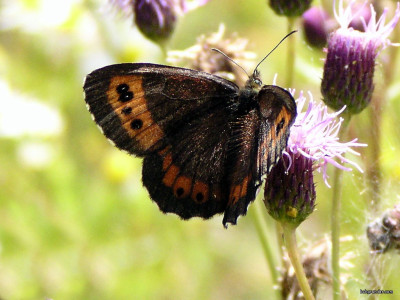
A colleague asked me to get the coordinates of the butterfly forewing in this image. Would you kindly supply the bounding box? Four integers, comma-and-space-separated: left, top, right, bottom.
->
84, 63, 238, 156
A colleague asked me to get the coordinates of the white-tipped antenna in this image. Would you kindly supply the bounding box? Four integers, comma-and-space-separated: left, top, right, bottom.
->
253, 30, 297, 76
211, 48, 250, 78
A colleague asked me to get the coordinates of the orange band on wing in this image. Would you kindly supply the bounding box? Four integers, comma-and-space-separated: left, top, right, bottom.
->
106, 75, 164, 152
191, 181, 209, 204
228, 174, 251, 205
173, 176, 193, 199
162, 164, 180, 187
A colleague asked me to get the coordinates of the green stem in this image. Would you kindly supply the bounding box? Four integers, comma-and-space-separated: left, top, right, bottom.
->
367, 98, 382, 212
276, 221, 285, 270
331, 116, 350, 300
282, 222, 315, 300
286, 17, 296, 88
251, 200, 280, 299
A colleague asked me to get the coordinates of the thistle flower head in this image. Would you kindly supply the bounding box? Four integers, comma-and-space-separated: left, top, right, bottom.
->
302, 6, 333, 49
321, 1, 400, 114
334, 1, 400, 46
111, 0, 209, 14
167, 24, 256, 86
134, 0, 177, 42
264, 149, 316, 226
264, 90, 366, 226
110, 0, 211, 43
269, 0, 312, 17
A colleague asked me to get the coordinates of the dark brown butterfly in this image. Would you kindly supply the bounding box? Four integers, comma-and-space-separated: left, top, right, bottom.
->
83, 56, 296, 227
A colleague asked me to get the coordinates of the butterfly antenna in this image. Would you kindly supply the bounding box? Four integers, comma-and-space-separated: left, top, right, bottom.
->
211, 48, 250, 78
253, 30, 297, 75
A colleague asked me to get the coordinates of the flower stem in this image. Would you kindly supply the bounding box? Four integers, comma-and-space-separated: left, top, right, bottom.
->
252, 200, 280, 299
282, 222, 315, 300
286, 17, 296, 88
331, 116, 350, 300
366, 21, 400, 212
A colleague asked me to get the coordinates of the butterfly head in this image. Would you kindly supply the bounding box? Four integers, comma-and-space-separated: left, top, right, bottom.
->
244, 30, 298, 90
244, 68, 263, 90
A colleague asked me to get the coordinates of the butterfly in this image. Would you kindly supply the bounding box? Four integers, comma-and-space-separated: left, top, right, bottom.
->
83, 60, 296, 227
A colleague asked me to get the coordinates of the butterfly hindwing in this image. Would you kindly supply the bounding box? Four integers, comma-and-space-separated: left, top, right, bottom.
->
223, 108, 261, 226
142, 103, 233, 219
256, 86, 297, 176
222, 85, 296, 226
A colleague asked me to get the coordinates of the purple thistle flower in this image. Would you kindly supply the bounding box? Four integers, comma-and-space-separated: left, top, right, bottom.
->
264, 90, 366, 226
321, 0, 400, 114
287, 91, 366, 187
110, 0, 211, 43
302, 6, 334, 49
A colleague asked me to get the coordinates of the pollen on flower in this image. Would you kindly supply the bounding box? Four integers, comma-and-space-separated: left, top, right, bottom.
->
286, 90, 367, 187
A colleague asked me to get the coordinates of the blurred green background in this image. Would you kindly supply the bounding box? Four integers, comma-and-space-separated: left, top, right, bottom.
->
1, 0, 400, 299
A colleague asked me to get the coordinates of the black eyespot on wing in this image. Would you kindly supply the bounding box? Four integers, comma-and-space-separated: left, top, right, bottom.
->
196, 192, 204, 202
142, 151, 227, 220
119, 91, 134, 102
121, 107, 132, 115
176, 187, 184, 197
116, 83, 129, 93
130, 119, 143, 130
